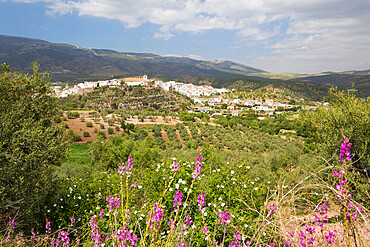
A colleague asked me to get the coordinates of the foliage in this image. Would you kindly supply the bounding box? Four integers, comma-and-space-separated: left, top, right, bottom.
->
0, 63, 67, 231
299, 88, 369, 205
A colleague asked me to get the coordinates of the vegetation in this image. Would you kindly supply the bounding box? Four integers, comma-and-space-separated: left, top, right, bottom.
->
1, 64, 369, 246
0, 63, 67, 231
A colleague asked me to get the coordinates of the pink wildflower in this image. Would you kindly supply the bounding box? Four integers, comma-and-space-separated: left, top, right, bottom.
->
118, 155, 134, 177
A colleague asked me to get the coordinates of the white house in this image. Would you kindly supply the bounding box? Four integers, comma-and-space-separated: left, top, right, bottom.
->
124, 75, 149, 86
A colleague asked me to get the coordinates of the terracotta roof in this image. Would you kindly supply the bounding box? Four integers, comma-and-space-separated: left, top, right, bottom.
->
124, 78, 143, 82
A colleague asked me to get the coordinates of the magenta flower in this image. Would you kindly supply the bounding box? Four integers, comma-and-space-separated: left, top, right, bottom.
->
267, 204, 277, 219
118, 155, 134, 177
69, 216, 75, 227
147, 202, 164, 229
197, 191, 206, 211
100, 210, 105, 219
192, 155, 203, 179
31, 232, 36, 239
339, 139, 352, 162
8, 218, 15, 230
131, 183, 137, 188
219, 209, 231, 225
324, 230, 338, 244
202, 226, 209, 236
46, 220, 51, 234
174, 190, 183, 211
185, 215, 192, 229
172, 161, 179, 172
106, 196, 120, 211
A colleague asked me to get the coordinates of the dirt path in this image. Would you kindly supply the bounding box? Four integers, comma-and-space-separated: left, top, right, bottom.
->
161, 130, 169, 142
176, 130, 186, 147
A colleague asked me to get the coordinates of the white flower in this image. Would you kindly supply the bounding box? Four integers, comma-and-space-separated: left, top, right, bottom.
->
254, 187, 258, 190
175, 184, 179, 189
204, 212, 207, 216
47, 210, 50, 213
60, 198, 63, 201
184, 188, 188, 192
221, 202, 225, 207
250, 181, 254, 184
78, 196, 81, 199
231, 170, 234, 175
217, 185, 220, 188
169, 188, 173, 192
246, 166, 250, 169
53, 204, 57, 207
243, 184, 246, 188
138, 185, 142, 189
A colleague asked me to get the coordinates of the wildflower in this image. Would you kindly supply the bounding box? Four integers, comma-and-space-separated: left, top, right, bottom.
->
172, 161, 179, 172
192, 155, 203, 179
197, 191, 206, 211
69, 216, 75, 227
339, 139, 352, 162
8, 218, 15, 230
185, 215, 193, 229
100, 210, 104, 219
46, 220, 51, 234
219, 209, 231, 225
106, 197, 120, 211
118, 155, 133, 177
146, 202, 163, 229
130, 183, 137, 188
174, 190, 183, 211
267, 204, 277, 219
31, 232, 36, 239
324, 230, 338, 244
202, 226, 209, 236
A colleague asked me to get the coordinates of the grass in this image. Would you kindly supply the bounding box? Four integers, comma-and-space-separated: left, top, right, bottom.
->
65, 143, 91, 165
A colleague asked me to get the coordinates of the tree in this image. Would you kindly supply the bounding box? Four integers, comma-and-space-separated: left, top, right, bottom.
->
0, 63, 68, 231
299, 88, 369, 204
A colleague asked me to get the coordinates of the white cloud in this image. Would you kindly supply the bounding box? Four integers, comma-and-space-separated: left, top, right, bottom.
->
9, 0, 370, 72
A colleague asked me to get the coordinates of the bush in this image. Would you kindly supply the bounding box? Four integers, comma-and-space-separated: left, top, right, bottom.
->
108, 128, 114, 135
94, 128, 98, 133
115, 126, 120, 131
83, 131, 90, 137
100, 124, 105, 129
108, 119, 115, 126
97, 131, 107, 139
86, 121, 93, 127
72, 134, 82, 142
53, 115, 62, 123
63, 116, 67, 121
60, 122, 69, 129
79, 117, 85, 122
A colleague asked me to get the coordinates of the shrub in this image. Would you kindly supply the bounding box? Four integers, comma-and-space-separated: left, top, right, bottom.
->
108, 128, 114, 135
60, 122, 69, 129
53, 115, 62, 123
72, 134, 82, 142
115, 126, 120, 131
86, 121, 93, 127
63, 116, 67, 121
79, 117, 85, 122
108, 119, 115, 126
97, 131, 107, 139
94, 128, 98, 133
83, 131, 90, 137
100, 124, 105, 129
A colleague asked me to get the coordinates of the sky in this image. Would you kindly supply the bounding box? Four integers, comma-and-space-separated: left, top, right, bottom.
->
1, 0, 369, 74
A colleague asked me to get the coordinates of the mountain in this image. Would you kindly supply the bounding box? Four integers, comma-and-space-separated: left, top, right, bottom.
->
0, 35, 264, 81
288, 71, 370, 93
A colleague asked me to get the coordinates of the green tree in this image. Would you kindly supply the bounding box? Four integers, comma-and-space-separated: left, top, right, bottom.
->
0, 63, 67, 231
299, 88, 370, 204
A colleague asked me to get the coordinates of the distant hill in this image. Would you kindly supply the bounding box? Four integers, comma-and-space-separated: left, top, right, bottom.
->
0, 34, 264, 81
1, 34, 368, 97
288, 71, 370, 93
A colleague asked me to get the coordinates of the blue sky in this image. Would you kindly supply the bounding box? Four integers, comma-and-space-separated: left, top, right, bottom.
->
1, 0, 369, 74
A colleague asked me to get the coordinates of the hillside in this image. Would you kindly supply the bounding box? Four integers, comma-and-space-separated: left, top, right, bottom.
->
0, 34, 264, 81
